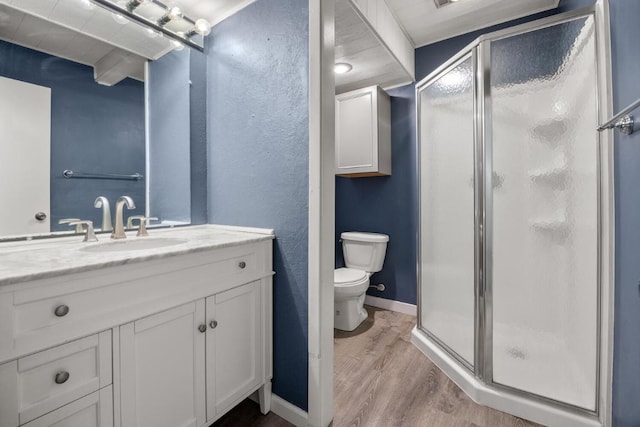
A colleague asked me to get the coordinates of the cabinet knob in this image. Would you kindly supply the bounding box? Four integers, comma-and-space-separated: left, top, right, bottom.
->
209, 320, 218, 329
238, 261, 246, 269
54, 371, 70, 384
54, 305, 69, 317
35, 212, 47, 221
198, 324, 206, 333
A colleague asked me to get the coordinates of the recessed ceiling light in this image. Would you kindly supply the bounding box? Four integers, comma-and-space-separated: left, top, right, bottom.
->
335, 63, 353, 74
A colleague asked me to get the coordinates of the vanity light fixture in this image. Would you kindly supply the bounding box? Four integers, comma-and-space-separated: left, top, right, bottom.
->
126, 0, 150, 12
89, 0, 208, 51
157, 6, 183, 26
335, 63, 353, 74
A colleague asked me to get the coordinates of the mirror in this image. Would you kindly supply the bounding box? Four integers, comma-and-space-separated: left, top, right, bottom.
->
0, 1, 196, 239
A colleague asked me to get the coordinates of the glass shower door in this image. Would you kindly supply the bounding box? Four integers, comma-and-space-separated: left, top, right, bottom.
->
487, 16, 599, 410
418, 54, 476, 367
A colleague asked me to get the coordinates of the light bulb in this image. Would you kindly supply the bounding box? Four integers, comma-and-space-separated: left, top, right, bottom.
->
171, 39, 184, 51
194, 19, 211, 36
334, 63, 353, 74
158, 6, 182, 26
167, 6, 182, 20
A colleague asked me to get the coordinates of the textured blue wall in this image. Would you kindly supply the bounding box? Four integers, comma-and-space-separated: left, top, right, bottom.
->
205, 0, 309, 410
189, 49, 208, 225
0, 40, 145, 230
148, 49, 191, 224
609, 1, 640, 424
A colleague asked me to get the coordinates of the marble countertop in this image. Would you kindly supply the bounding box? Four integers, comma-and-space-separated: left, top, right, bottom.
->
0, 225, 274, 287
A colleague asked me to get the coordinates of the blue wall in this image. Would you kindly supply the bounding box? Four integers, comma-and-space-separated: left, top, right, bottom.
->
189, 49, 208, 225
205, 0, 309, 410
148, 49, 191, 224
0, 40, 145, 230
608, 1, 640, 424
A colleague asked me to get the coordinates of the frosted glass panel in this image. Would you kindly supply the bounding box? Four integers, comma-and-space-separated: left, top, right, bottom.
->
419, 55, 475, 366
489, 16, 598, 409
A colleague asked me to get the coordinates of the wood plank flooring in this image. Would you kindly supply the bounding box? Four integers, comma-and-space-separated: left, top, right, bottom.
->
212, 305, 544, 427
334, 306, 543, 427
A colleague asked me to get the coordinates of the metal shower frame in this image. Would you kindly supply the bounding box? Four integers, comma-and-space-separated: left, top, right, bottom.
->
414, 5, 612, 424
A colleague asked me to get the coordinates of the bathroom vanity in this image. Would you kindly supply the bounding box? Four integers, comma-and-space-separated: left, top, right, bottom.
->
0, 225, 274, 427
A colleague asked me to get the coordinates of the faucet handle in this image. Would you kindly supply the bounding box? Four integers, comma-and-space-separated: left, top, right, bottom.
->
59, 218, 83, 233
127, 216, 158, 237
69, 220, 98, 242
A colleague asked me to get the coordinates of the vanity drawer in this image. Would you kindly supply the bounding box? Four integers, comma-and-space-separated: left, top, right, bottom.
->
0, 331, 112, 426
0, 240, 270, 362
21, 386, 113, 427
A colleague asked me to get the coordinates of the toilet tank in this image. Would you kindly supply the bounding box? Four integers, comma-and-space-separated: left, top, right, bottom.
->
341, 232, 389, 273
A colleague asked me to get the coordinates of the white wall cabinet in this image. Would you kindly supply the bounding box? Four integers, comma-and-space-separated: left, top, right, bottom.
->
336, 85, 391, 176
0, 237, 273, 427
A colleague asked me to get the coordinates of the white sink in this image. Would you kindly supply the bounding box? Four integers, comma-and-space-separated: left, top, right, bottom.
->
81, 237, 187, 253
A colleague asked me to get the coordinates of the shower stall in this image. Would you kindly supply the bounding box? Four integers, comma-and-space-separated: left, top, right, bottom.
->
412, 5, 612, 427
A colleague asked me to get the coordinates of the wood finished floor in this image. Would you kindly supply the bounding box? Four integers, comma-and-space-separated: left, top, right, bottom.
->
334, 306, 543, 427
212, 306, 544, 427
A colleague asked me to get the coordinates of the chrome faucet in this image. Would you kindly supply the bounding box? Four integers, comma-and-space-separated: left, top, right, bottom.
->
94, 196, 112, 232
111, 196, 136, 239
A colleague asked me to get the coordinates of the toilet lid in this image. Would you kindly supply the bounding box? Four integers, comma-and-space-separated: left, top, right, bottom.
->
334, 268, 367, 284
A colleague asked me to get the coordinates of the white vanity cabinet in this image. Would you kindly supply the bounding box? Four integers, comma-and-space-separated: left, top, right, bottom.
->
119, 280, 270, 427
119, 301, 206, 427
0, 227, 274, 427
335, 85, 391, 177
206, 281, 265, 421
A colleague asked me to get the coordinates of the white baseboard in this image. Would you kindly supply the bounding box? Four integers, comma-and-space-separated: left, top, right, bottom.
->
271, 394, 308, 427
365, 295, 417, 317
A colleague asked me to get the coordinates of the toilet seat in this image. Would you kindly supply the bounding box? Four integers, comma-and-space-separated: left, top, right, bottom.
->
334, 268, 368, 287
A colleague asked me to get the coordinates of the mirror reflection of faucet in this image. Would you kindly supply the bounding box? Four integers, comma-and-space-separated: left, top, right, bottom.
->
127, 216, 158, 237
111, 196, 136, 240
58, 218, 83, 233
69, 220, 98, 242
59, 218, 98, 242
94, 196, 113, 232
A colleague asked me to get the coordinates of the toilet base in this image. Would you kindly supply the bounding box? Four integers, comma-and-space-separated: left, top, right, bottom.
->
334, 293, 368, 331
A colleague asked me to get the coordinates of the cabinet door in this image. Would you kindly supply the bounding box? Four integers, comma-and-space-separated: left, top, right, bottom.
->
21, 386, 113, 427
120, 301, 205, 427
206, 281, 263, 420
336, 88, 378, 175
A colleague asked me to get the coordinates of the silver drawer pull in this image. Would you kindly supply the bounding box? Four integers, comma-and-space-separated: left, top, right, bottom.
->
238, 261, 246, 269
54, 305, 69, 317
54, 371, 70, 384
198, 324, 206, 333
209, 320, 218, 329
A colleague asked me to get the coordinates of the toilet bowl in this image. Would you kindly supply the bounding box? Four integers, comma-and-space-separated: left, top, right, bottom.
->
334, 232, 389, 331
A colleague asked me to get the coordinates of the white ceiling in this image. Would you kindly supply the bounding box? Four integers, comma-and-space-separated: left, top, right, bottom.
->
335, 0, 413, 93
385, 0, 560, 48
0, 0, 563, 88
0, 0, 257, 84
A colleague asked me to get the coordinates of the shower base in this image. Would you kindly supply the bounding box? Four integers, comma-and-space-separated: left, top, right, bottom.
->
411, 326, 601, 427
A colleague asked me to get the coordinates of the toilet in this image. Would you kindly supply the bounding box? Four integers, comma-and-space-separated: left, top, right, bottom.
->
334, 231, 389, 331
